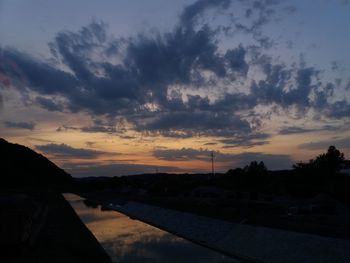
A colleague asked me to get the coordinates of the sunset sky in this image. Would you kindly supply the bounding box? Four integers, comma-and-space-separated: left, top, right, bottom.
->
1, 0, 350, 177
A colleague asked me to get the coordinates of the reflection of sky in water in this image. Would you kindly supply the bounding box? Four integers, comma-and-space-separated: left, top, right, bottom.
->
64, 194, 238, 263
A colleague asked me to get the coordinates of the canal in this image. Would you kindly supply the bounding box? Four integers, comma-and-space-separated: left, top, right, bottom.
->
64, 193, 238, 263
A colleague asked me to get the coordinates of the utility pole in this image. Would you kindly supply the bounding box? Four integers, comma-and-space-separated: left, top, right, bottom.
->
211, 151, 214, 176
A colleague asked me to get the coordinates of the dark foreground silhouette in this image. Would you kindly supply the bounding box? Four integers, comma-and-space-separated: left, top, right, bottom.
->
0, 138, 72, 190
1, 138, 350, 262
0, 138, 110, 262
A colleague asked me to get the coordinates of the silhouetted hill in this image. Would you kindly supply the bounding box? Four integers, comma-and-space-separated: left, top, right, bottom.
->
0, 138, 72, 189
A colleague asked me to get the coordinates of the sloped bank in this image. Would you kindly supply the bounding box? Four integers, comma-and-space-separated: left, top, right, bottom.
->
0, 190, 111, 263
107, 201, 350, 263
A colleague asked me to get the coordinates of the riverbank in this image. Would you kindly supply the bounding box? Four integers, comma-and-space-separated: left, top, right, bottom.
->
97, 199, 350, 263
0, 189, 110, 263
66, 193, 240, 263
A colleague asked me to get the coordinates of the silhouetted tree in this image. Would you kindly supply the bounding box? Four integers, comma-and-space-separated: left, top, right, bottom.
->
244, 161, 267, 174
226, 168, 243, 175
293, 146, 344, 175
316, 146, 344, 172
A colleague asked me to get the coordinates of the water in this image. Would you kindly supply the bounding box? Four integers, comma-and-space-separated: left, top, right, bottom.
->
64, 194, 239, 263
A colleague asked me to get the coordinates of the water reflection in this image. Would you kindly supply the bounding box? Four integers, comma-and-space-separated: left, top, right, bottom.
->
64, 194, 238, 263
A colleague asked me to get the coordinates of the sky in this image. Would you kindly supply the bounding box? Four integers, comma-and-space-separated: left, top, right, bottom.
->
0, 0, 350, 177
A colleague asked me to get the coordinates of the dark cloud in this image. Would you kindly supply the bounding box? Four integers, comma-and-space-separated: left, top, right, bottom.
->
180, 0, 231, 27
49, 21, 107, 81
154, 148, 213, 161
36, 143, 116, 159
56, 118, 126, 134
251, 64, 319, 110
324, 100, 350, 119
278, 125, 338, 135
224, 45, 249, 76
299, 137, 350, 151
135, 110, 251, 138
36, 96, 64, 112
124, 24, 225, 89
119, 135, 137, 140
4, 121, 35, 130
56, 125, 80, 132
203, 142, 218, 145
81, 125, 117, 133
0, 48, 78, 95
27, 137, 54, 143
64, 162, 187, 177
219, 133, 270, 147
1, 0, 349, 141
153, 147, 293, 170
279, 127, 316, 135
1, 16, 249, 121
85, 141, 96, 147
227, 0, 285, 48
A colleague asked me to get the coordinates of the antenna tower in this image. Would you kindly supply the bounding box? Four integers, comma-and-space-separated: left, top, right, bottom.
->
211, 151, 214, 176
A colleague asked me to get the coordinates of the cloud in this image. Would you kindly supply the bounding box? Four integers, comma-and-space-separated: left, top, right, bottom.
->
135, 110, 252, 138
279, 127, 316, 135
180, 0, 231, 27
63, 162, 187, 177
56, 118, 126, 134
153, 147, 292, 169
81, 125, 117, 133
224, 45, 249, 76
1, 0, 349, 142
278, 125, 337, 135
4, 121, 35, 130
219, 132, 270, 147
85, 141, 97, 147
0, 48, 78, 95
36, 143, 116, 159
324, 101, 350, 119
154, 148, 214, 161
36, 96, 64, 112
203, 142, 217, 145
251, 65, 320, 110
299, 137, 350, 151
227, 0, 286, 48
56, 125, 80, 132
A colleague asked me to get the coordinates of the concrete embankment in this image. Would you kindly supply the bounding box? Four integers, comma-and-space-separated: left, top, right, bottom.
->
0, 190, 111, 263
108, 201, 350, 263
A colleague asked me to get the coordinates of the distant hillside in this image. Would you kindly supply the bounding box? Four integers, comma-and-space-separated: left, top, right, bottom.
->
0, 138, 72, 188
